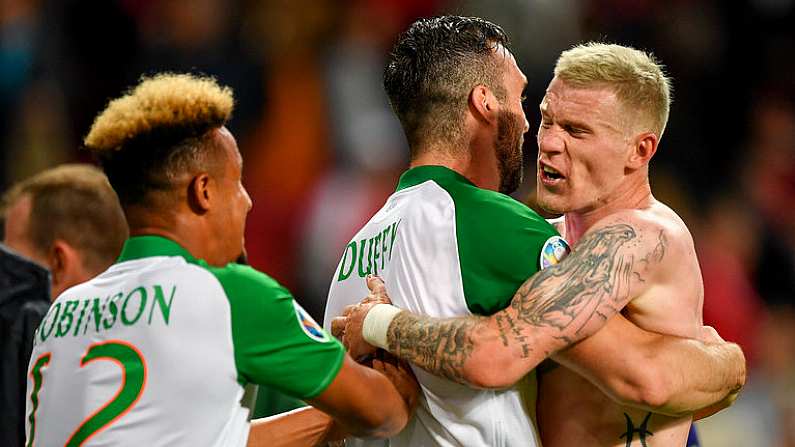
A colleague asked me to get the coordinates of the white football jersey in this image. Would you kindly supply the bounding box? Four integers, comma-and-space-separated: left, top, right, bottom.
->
26, 236, 344, 447
324, 166, 568, 447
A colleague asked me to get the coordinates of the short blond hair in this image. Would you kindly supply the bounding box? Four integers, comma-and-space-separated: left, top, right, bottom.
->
1, 164, 128, 273
83, 73, 234, 206
554, 42, 672, 137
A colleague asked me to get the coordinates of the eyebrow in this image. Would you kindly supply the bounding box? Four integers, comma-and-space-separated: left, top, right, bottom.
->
561, 118, 593, 131
537, 107, 592, 130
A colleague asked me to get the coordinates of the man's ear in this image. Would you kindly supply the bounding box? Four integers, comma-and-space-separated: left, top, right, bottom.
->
469, 85, 498, 125
627, 132, 658, 170
187, 173, 212, 214
48, 240, 84, 297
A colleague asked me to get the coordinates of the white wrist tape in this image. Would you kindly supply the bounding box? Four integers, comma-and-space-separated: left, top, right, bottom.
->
362, 304, 402, 350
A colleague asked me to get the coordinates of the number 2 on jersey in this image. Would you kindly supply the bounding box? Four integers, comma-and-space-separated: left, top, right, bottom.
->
27, 340, 147, 446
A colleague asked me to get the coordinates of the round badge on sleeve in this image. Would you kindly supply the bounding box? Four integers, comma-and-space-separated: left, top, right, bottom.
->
293, 301, 330, 343
539, 235, 571, 270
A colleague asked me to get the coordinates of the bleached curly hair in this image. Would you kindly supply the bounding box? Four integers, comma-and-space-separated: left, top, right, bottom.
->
554, 42, 672, 138
84, 73, 234, 206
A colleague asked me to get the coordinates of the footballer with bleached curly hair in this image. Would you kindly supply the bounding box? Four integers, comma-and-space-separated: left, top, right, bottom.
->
25, 73, 417, 447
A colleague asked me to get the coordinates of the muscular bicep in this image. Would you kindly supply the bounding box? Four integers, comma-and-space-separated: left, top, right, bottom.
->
550, 314, 742, 416
551, 314, 667, 408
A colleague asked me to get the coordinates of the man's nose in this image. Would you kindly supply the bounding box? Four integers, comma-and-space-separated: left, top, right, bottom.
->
538, 128, 564, 154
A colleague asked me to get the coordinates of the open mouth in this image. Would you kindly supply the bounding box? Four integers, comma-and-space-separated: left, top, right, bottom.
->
539, 163, 566, 185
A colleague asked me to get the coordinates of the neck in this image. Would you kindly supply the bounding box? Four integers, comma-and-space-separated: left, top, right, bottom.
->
410, 141, 500, 191
563, 175, 654, 244
126, 207, 221, 265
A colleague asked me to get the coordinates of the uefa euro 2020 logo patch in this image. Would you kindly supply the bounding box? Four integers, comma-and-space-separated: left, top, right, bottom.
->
540, 235, 571, 270
293, 301, 330, 343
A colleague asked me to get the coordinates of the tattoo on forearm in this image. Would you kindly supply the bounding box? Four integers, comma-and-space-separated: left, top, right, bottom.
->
387, 312, 481, 384
495, 312, 531, 356
385, 223, 668, 383
619, 412, 653, 447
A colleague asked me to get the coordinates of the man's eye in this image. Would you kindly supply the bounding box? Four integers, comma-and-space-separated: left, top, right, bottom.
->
565, 125, 584, 135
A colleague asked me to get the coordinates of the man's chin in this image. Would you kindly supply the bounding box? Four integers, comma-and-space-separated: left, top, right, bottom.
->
537, 196, 567, 215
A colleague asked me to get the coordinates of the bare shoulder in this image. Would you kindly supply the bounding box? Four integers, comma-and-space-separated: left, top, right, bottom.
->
636, 202, 697, 265
612, 202, 704, 333
579, 204, 693, 281
582, 208, 667, 251
595, 201, 695, 243
648, 201, 697, 246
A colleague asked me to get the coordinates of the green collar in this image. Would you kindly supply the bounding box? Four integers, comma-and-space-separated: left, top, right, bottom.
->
396, 165, 475, 192
117, 235, 196, 263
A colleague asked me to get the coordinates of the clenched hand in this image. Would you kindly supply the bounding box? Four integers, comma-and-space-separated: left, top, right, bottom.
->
331, 275, 393, 362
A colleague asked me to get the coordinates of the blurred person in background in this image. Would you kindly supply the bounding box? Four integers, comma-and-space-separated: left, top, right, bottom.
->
2, 164, 128, 298
24, 73, 415, 446
0, 164, 128, 446
0, 244, 49, 447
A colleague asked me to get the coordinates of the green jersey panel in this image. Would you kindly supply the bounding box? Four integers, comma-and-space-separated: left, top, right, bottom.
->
207, 263, 345, 399
397, 166, 559, 315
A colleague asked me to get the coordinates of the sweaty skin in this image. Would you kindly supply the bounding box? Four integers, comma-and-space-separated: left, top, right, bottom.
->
539, 202, 704, 447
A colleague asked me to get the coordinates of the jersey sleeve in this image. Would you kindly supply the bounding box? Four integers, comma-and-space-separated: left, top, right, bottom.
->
454, 190, 562, 315
211, 264, 345, 400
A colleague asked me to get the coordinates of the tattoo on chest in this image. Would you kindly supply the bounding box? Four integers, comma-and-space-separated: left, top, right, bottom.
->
619, 412, 654, 447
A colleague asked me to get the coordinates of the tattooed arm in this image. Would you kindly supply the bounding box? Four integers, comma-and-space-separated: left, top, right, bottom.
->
375, 214, 665, 388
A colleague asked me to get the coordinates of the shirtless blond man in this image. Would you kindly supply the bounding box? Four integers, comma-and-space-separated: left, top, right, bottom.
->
338, 43, 746, 446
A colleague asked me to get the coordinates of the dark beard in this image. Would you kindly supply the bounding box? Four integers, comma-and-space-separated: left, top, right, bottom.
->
496, 110, 525, 194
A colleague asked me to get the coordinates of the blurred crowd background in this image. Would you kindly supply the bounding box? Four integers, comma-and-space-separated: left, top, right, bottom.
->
1, 0, 793, 445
